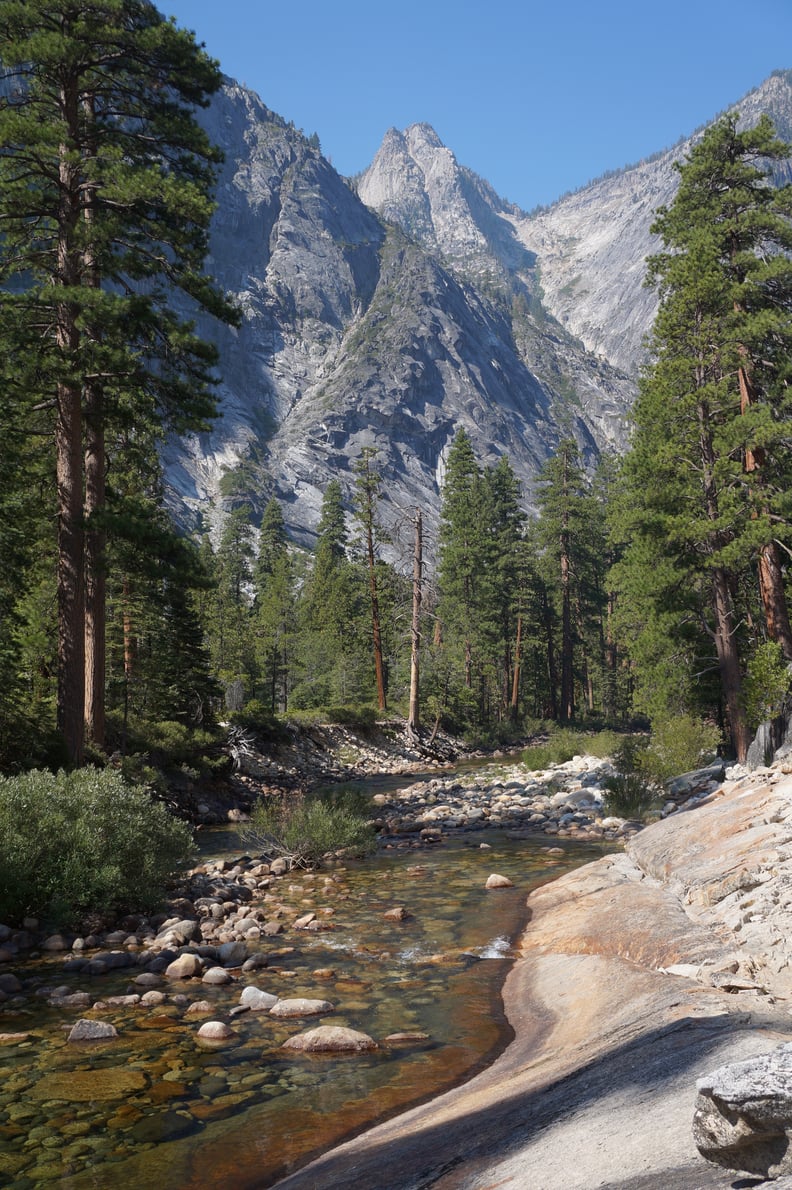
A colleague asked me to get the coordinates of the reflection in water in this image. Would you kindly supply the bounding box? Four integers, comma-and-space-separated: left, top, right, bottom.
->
0, 833, 603, 1189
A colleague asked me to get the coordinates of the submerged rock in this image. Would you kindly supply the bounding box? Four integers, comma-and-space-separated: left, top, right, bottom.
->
67, 1019, 118, 1043
269, 998, 334, 1019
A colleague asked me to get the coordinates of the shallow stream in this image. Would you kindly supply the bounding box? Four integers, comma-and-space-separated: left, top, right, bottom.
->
0, 817, 604, 1188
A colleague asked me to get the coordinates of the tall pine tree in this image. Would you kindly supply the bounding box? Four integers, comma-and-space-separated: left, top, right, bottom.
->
0, 1, 237, 761
615, 115, 792, 759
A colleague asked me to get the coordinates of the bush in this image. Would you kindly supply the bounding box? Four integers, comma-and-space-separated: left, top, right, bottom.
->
0, 767, 195, 927
602, 772, 658, 820
241, 790, 377, 868
521, 728, 590, 771
744, 641, 791, 731
642, 714, 721, 785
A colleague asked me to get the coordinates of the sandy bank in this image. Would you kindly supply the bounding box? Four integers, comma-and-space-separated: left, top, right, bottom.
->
274, 766, 792, 1189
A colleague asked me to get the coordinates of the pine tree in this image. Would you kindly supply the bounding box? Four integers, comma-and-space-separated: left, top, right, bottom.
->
615, 114, 792, 759
353, 448, 388, 712
535, 441, 592, 722
482, 455, 525, 716
210, 506, 255, 697
437, 429, 489, 695
0, 1, 237, 761
253, 498, 295, 714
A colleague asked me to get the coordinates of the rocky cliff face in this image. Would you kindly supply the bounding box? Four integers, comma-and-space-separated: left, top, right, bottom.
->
163, 70, 792, 548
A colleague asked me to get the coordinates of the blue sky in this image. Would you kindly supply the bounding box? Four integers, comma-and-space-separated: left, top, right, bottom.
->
162, 0, 792, 210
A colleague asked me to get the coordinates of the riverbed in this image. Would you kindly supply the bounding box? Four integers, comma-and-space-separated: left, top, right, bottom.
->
0, 827, 604, 1188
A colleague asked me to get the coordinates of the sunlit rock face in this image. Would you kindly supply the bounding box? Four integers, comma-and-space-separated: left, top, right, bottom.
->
163, 71, 792, 547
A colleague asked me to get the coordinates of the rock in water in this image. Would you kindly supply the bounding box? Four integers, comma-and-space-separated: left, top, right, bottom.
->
269, 998, 334, 1018
67, 1019, 118, 1043
485, 874, 514, 889
281, 1026, 377, 1053
693, 1042, 792, 1178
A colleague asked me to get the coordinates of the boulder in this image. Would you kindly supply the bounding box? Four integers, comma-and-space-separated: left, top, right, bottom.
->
281, 1025, 377, 1053
269, 997, 334, 1018
68, 1018, 118, 1043
693, 1042, 792, 1178
164, 953, 203, 980
485, 874, 514, 889
239, 986, 279, 1012
202, 966, 233, 986
217, 940, 248, 966
196, 1020, 236, 1044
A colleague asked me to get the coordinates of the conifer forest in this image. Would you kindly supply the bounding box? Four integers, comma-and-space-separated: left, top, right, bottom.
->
2, 2, 792, 780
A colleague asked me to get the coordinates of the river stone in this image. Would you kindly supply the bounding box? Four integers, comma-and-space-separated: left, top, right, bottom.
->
269, 998, 334, 1018
67, 1019, 118, 1043
30, 1066, 147, 1101
129, 1109, 200, 1144
202, 966, 233, 986
0, 973, 21, 994
42, 933, 68, 951
217, 940, 247, 966
140, 990, 166, 1006
196, 1020, 237, 1045
693, 1041, 792, 1177
185, 1000, 213, 1016
133, 971, 163, 988
239, 986, 279, 1011
383, 906, 410, 921
165, 953, 202, 979
281, 1026, 377, 1053
157, 919, 198, 945
485, 874, 514, 889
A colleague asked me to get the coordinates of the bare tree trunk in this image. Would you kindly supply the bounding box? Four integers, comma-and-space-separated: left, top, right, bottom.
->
84, 391, 105, 747
408, 508, 422, 733
82, 91, 106, 748
55, 82, 85, 764
560, 546, 574, 722
738, 361, 792, 661
758, 541, 792, 661
510, 613, 522, 720
712, 567, 751, 762
56, 380, 85, 764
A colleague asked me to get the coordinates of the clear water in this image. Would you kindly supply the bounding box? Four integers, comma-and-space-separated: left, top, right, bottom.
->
0, 832, 603, 1189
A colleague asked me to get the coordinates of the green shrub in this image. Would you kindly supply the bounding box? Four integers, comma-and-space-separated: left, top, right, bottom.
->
744, 641, 791, 731
602, 772, 658, 820
241, 791, 377, 868
642, 714, 721, 785
0, 767, 195, 927
522, 728, 588, 771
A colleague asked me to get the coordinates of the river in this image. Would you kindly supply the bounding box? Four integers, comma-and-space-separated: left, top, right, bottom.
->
0, 775, 605, 1188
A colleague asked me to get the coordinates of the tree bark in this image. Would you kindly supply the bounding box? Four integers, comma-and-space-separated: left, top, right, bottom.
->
738, 358, 792, 661
83, 388, 105, 747
510, 613, 522, 720
55, 79, 85, 764
56, 379, 85, 764
408, 508, 422, 733
82, 91, 106, 747
757, 540, 792, 661
712, 566, 751, 762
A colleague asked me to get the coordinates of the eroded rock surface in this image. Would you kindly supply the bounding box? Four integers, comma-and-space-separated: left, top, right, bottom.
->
273, 766, 792, 1190
694, 1042, 792, 1178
